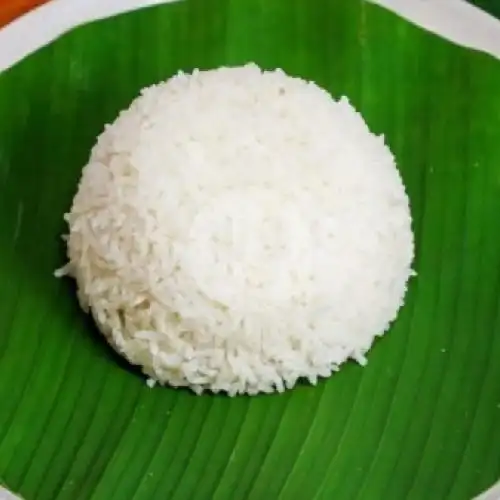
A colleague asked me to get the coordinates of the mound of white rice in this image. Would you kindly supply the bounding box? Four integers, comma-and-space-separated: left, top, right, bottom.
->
57, 64, 414, 396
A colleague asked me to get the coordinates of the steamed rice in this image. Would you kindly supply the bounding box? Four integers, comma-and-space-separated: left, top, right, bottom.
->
57, 64, 414, 395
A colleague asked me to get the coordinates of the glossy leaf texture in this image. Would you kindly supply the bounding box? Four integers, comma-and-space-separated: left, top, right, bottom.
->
0, 1, 500, 499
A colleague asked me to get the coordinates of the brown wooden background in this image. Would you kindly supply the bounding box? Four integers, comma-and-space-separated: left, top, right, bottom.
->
0, 0, 49, 28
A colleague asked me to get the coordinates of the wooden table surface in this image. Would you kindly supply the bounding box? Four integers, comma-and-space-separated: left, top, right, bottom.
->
0, 0, 49, 28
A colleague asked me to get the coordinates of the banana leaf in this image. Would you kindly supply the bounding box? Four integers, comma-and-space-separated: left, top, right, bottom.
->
470, 0, 500, 19
1, 1, 500, 498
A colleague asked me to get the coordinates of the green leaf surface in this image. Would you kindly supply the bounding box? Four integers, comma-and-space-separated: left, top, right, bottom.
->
1, 1, 500, 499
470, 0, 500, 19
